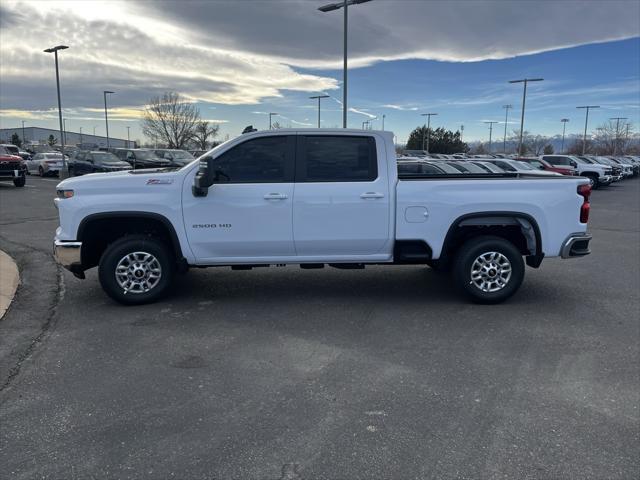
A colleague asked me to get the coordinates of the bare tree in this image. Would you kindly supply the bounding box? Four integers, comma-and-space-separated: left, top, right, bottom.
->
271, 121, 282, 130
191, 121, 220, 150
593, 120, 635, 155
141, 92, 200, 149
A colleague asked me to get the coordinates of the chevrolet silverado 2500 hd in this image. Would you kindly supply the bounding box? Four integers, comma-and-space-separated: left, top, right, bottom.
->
53, 129, 592, 305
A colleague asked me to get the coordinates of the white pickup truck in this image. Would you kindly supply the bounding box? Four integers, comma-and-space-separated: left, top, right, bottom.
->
53, 129, 592, 305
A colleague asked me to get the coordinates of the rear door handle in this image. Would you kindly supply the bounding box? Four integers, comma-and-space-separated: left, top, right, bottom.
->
360, 192, 385, 199
264, 193, 288, 200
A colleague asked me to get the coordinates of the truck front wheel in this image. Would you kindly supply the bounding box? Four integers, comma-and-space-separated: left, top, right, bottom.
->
13, 175, 26, 187
99, 235, 175, 305
453, 236, 524, 304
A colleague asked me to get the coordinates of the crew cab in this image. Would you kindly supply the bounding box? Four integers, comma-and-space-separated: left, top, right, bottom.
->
53, 130, 592, 305
541, 155, 612, 188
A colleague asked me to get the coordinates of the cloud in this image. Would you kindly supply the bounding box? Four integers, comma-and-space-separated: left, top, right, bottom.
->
383, 104, 419, 111
349, 107, 377, 119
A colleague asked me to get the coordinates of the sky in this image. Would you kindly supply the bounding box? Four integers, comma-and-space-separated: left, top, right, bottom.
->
0, 0, 639, 145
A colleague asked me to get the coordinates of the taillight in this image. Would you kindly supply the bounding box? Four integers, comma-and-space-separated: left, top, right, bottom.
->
577, 184, 591, 223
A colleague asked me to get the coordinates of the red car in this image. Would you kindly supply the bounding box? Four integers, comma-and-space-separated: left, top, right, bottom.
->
0, 146, 26, 187
516, 157, 575, 176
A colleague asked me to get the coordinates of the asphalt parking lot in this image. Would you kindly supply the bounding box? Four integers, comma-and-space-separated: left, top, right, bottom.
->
0, 175, 638, 479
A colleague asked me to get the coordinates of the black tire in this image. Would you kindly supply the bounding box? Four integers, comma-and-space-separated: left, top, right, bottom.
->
453, 235, 525, 304
38, 166, 45, 177
13, 175, 26, 187
585, 174, 599, 190
68, 166, 75, 176
98, 235, 175, 305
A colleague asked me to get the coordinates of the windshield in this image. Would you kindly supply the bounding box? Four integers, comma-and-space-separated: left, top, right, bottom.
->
44, 154, 63, 159
4, 145, 19, 154
136, 150, 162, 160
93, 152, 120, 163
514, 161, 534, 170
167, 150, 193, 159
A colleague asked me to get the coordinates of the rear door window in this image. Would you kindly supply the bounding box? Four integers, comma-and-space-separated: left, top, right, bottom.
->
297, 135, 377, 182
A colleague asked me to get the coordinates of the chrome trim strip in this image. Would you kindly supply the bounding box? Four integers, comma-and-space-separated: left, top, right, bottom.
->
560, 233, 592, 259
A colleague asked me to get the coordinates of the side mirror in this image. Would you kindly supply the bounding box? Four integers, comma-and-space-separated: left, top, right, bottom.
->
570, 161, 577, 167
193, 156, 216, 197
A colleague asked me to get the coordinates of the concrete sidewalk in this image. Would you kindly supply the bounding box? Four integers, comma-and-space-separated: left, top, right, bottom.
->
0, 250, 19, 319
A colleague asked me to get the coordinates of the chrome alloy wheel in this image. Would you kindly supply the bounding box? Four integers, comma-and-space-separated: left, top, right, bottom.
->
470, 251, 512, 293
115, 251, 162, 294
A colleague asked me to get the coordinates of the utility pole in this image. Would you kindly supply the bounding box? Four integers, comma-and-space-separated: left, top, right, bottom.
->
79, 126, 83, 145
382, 114, 385, 130
44, 45, 69, 178
268, 112, 278, 129
21, 120, 26, 146
63, 118, 67, 146
576, 105, 599, 155
484, 121, 498, 154
502, 104, 512, 153
104, 90, 114, 148
460, 125, 464, 142
126, 126, 131, 148
560, 118, 569, 153
509, 78, 544, 155
309, 95, 330, 128
610, 117, 628, 155
318, 0, 372, 128
421, 112, 438, 153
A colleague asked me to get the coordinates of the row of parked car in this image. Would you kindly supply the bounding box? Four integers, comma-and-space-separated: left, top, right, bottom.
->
21, 148, 198, 177
398, 151, 640, 189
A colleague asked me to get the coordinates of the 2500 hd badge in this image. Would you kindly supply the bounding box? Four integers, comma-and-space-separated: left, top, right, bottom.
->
192, 223, 232, 228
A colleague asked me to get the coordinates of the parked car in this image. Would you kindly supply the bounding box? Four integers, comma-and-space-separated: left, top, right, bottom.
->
69, 151, 132, 176
0, 146, 26, 187
25, 152, 68, 176
443, 161, 489, 174
486, 159, 562, 176
112, 148, 172, 169
154, 149, 195, 167
54, 129, 592, 305
397, 158, 447, 175
608, 157, 637, 177
188, 150, 208, 158
577, 156, 622, 182
541, 155, 612, 188
470, 161, 506, 173
517, 157, 575, 176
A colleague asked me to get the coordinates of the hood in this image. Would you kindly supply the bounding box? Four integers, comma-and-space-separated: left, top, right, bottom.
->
0, 154, 23, 162
57, 168, 181, 193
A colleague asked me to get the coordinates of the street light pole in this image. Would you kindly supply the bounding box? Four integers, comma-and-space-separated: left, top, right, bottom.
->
44, 45, 69, 178
127, 126, 131, 148
421, 113, 437, 153
63, 118, 67, 146
576, 105, 599, 155
318, 0, 372, 128
610, 117, 628, 155
502, 104, 512, 153
309, 95, 330, 128
484, 121, 498, 154
509, 78, 543, 156
460, 125, 464, 142
103, 90, 114, 148
382, 114, 385, 130
268, 112, 278, 129
21, 120, 26, 146
80, 126, 83, 145
560, 118, 569, 153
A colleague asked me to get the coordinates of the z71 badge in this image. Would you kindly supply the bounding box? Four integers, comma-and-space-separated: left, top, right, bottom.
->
146, 179, 173, 185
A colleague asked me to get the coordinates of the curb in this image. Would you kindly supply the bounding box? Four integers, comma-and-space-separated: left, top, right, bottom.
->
0, 249, 19, 319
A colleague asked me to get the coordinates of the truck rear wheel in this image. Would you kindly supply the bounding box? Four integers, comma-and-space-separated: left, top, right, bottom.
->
99, 235, 175, 305
13, 175, 25, 187
453, 236, 524, 304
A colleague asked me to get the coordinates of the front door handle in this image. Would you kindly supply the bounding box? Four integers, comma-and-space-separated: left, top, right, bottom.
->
264, 193, 288, 200
360, 192, 385, 199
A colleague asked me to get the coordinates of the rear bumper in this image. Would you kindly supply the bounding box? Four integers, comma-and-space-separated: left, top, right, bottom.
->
560, 233, 592, 259
53, 240, 85, 278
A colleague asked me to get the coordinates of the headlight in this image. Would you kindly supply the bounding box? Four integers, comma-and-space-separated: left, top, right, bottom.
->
56, 189, 74, 199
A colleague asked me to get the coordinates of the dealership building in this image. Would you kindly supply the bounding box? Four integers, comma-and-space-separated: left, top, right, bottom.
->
0, 126, 134, 149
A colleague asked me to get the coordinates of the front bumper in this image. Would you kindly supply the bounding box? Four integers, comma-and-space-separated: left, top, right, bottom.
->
53, 240, 85, 278
560, 233, 592, 259
598, 175, 612, 185
0, 169, 25, 179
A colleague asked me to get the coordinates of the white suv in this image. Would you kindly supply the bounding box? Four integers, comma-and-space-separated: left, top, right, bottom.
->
541, 155, 612, 189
